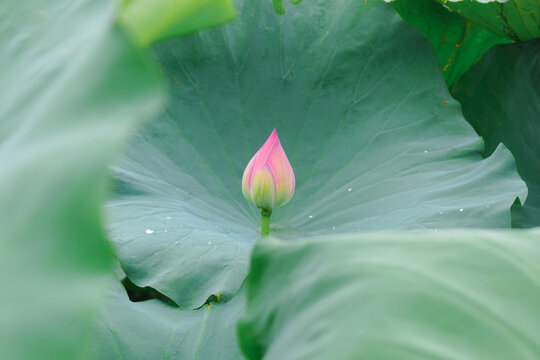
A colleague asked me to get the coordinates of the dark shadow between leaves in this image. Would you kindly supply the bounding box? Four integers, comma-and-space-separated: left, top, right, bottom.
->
121, 277, 179, 307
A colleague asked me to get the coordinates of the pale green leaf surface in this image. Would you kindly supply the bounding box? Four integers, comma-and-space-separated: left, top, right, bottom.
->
437, 0, 540, 41
238, 230, 540, 359
91, 282, 243, 360
108, 0, 526, 309
453, 39, 540, 227
389, 0, 510, 86
118, 0, 236, 46
0, 0, 162, 359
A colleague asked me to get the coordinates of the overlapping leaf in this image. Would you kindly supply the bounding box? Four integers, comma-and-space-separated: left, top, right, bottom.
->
453, 39, 540, 227
437, 0, 540, 41
107, 0, 526, 310
239, 230, 540, 359
389, 0, 510, 85
92, 282, 244, 359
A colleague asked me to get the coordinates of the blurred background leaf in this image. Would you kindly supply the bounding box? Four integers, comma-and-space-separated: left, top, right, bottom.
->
389, 0, 510, 86
0, 0, 163, 358
118, 0, 236, 46
239, 230, 540, 359
436, 0, 540, 41
453, 39, 540, 227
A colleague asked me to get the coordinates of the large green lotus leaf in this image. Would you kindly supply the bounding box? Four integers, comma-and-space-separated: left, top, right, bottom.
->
91, 281, 243, 359
0, 0, 163, 358
238, 230, 540, 359
107, 0, 526, 309
389, 0, 510, 86
452, 39, 540, 227
436, 0, 540, 41
118, 0, 236, 47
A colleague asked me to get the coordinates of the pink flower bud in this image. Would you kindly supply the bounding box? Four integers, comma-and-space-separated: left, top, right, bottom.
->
242, 129, 295, 210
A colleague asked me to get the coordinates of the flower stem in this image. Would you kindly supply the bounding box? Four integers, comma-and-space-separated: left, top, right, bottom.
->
261, 208, 272, 237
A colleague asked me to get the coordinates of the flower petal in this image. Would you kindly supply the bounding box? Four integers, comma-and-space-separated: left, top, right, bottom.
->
241, 129, 295, 209
267, 138, 295, 207
251, 129, 278, 178
250, 164, 276, 209
242, 156, 256, 202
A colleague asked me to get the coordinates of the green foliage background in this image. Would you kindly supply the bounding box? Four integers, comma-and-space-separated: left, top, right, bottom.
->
1, 0, 539, 359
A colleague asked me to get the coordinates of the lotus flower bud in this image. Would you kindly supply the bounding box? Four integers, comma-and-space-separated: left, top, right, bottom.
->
242, 129, 295, 210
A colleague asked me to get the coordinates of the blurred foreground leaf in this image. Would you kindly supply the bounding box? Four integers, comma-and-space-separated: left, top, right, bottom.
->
118, 0, 236, 46
239, 230, 540, 359
0, 0, 163, 358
